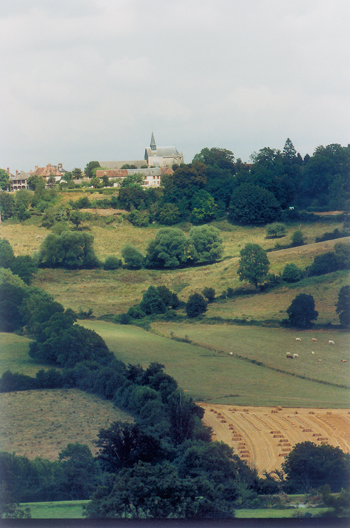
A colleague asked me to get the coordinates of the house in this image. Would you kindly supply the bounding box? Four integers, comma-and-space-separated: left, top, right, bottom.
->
144, 133, 184, 168
10, 171, 31, 191
96, 167, 173, 188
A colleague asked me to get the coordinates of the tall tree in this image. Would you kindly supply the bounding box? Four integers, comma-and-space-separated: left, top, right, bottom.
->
286, 294, 318, 328
237, 244, 270, 289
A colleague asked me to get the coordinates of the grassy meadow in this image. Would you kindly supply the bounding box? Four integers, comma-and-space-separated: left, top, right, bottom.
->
79, 320, 350, 408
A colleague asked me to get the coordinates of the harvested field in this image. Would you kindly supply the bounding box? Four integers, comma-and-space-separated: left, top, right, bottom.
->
200, 404, 350, 475
0, 389, 133, 460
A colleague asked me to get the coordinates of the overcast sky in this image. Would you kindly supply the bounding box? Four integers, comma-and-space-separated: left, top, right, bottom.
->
1, 0, 349, 172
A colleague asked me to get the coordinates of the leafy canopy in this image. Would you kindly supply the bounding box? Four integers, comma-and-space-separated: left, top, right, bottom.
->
237, 244, 270, 289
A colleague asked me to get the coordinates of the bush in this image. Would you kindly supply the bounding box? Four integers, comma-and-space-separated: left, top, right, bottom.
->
146, 228, 189, 269
309, 252, 339, 276
291, 230, 305, 247
282, 263, 302, 283
334, 242, 350, 270
157, 203, 180, 225
188, 225, 224, 264
128, 209, 149, 227
266, 223, 286, 238
121, 244, 144, 270
104, 256, 122, 270
336, 286, 350, 328
140, 286, 167, 315
186, 293, 207, 318
0, 239, 15, 269
228, 183, 281, 225
38, 232, 101, 269
127, 306, 146, 319
202, 287, 215, 302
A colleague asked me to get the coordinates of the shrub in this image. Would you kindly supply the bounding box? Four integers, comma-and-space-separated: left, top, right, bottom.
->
188, 225, 224, 264
228, 183, 281, 225
0, 239, 15, 269
157, 203, 180, 225
121, 244, 144, 270
140, 286, 167, 315
266, 223, 286, 238
38, 232, 100, 269
146, 228, 188, 269
202, 287, 215, 303
309, 252, 339, 276
104, 256, 122, 270
291, 230, 305, 247
334, 242, 350, 270
186, 293, 207, 318
128, 209, 149, 227
127, 306, 146, 319
282, 263, 302, 283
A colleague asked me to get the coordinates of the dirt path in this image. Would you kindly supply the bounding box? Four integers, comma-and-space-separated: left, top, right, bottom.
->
199, 404, 350, 475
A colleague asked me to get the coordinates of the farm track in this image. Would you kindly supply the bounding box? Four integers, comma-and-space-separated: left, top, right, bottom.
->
200, 404, 350, 475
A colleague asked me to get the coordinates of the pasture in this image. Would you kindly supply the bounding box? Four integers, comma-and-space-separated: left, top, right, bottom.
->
80, 321, 350, 408
0, 332, 42, 377
0, 389, 133, 460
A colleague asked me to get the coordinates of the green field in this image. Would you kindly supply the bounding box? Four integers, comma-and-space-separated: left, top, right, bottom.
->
0, 333, 44, 376
19, 500, 331, 519
80, 321, 350, 407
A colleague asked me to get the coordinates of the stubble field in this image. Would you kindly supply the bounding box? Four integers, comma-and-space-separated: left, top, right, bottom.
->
200, 404, 350, 475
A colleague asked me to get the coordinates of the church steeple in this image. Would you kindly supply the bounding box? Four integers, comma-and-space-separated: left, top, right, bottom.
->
150, 132, 156, 151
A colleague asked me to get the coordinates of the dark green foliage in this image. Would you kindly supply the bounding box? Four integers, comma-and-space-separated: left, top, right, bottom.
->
127, 305, 146, 319
96, 422, 165, 473
0, 283, 27, 332
291, 230, 305, 247
286, 293, 318, 328
266, 223, 286, 238
188, 225, 223, 264
0, 168, 10, 190
282, 263, 302, 283
117, 186, 145, 211
334, 242, 350, 270
104, 256, 122, 270
10, 255, 37, 285
84, 161, 100, 179
282, 441, 350, 493
336, 286, 350, 328
0, 193, 15, 219
309, 251, 339, 276
38, 231, 100, 269
0, 239, 15, 269
140, 286, 167, 315
57, 443, 100, 500
315, 228, 349, 243
121, 244, 144, 269
157, 203, 180, 225
237, 244, 270, 289
168, 391, 205, 445
186, 293, 207, 318
29, 312, 113, 368
128, 209, 149, 227
146, 228, 188, 269
228, 184, 281, 225
193, 147, 235, 172
190, 190, 217, 224
319, 485, 350, 518
202, 287, 215, 302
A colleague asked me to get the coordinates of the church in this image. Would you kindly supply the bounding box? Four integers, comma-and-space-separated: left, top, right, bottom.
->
99, 133, 184, 170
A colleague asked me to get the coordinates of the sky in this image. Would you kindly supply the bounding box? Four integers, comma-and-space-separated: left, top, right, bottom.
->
1, 0, 349, 172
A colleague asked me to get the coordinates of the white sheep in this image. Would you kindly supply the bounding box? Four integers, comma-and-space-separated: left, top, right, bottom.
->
329, 340, 335, 345
295, 338, 301, 342
311, 338, 317, 342
311, 351, 315, 354
293, 354, 299, 358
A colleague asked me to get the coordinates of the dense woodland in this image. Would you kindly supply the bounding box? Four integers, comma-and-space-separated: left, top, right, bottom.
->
0, 139, 350, 519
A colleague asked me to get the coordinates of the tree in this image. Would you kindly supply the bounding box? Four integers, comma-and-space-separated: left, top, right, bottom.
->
286, 293, 318, 328
69, 210, 85, 229
0, 169, 10, 190
84, 161, 100, 179
192, 147, 235, 172
71, 168, 82, 179
309, 252, 339, 276
202, 287, 215, 303
190, 190, 217, 224
0, 192, 15, 220
57, 443, 100, 500
140, 286, 167, 315
91, 177, 101, 189
0, 283, 28, 332
266, 223, 286, 238
96, 422, 164, 473
282, 263, 302, 283
11, 255, 37, 285
157, 203, 180, 226
282, 441, 350, 493
228, 184, 281, 225
291, 230, 305, 247
188, 225, 224, 264
334, 242, 350, 270
336, 286, 350, 328
38, 231, 100, 269
120, 173, 144, 188
0, 239, 15, 269
121, 244, 144, 270
186, 293, 207, 318
146, 228, 188, 269
237, 244, 270, 289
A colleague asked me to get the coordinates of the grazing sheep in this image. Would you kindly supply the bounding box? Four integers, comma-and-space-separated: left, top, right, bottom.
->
317, 359, 322, 362
329, 340, 335, 345
293, 353, 299, 358
341, 359, 348, 362
295, 338, 302, 342
229, 352, 233, 356
286, 353, 293, 359
311, 351, 315, 354
311, 338, 318, 342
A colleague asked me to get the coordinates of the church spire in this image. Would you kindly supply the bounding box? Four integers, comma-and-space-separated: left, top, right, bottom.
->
150, 132, 156, 151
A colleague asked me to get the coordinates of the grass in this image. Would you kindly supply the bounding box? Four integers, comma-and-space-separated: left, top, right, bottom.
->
0, 332, 44, 376
20, 500, 89, 519
0, 388, 133, 460
79, 321, 350, 408
19, 500, 331, 519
